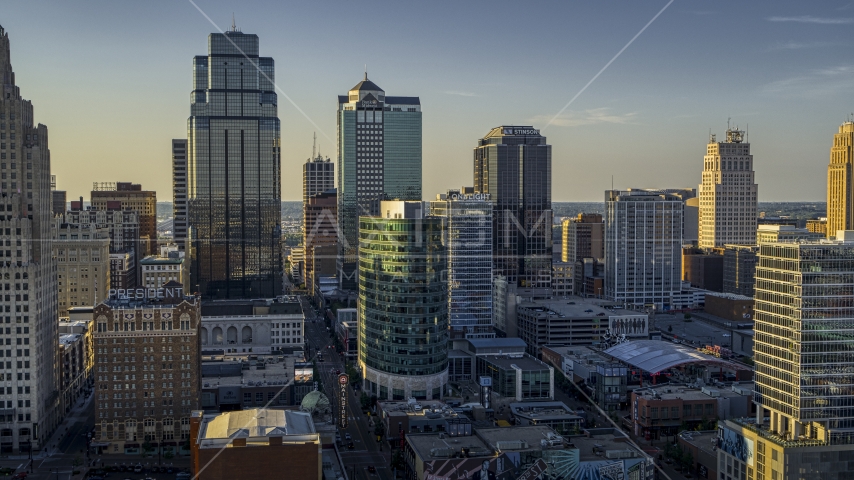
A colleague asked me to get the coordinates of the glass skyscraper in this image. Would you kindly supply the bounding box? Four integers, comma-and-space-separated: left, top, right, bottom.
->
337, 75, 421, 289
358, 201, 448, 400
473, 126, 552, 289
429, 189, 493, 338
187, 27, 282, 299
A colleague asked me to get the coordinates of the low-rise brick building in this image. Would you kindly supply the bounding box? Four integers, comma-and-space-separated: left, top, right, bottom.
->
190, 409, 320, 480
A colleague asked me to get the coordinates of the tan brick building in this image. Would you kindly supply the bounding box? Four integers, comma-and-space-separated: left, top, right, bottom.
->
53, 218, 110, 317
827, 121, 854, 237
92, 283, 200, 455
91, 182, 158, 255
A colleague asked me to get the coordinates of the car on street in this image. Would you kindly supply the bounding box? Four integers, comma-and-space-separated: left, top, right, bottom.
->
12, 473, 27, 479
347, 441, 355, 450
345, 433, 352, 441
367, 466, 376, 473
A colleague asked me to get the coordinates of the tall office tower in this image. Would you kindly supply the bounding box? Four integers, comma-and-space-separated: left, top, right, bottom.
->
53, 219, 110, 317
827, 121, 854, 237
604, 190, 683, 308
304, 189, 337, 296
303, 136, 334, 203
0, 24, 60, 452
430, 188, 493, 338
187, 27, 282, 299
172, 139, 188, 251
718, 232, 854, 478
358, 201, 447, 400
473, 126, 552, 289
698, 128, 758, 249
92, 285, 200, 454
91, 182, 157, 255
561, 213, 604, 263
336, 75, 421, 289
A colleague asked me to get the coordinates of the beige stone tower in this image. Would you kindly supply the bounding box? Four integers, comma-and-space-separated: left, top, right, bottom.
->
698, 128, 758, 249
827, 121, 854, 237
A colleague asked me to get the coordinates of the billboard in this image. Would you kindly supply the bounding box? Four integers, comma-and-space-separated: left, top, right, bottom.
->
717, 425, 754, 465
608, 315, 648, 338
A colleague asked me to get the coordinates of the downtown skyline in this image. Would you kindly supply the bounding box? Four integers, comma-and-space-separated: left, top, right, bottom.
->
2, 0, 853, 202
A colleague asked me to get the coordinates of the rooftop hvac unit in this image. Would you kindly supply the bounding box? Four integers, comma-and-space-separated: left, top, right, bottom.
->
605, 449, 637, 459
496, 440, 528, 450
702, 387, 720, 397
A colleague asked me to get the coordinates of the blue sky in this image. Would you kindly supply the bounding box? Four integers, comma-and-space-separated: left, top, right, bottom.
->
3, 0, 853, 201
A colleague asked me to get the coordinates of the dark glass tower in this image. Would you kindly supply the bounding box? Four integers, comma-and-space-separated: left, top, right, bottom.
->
473, 126, 552, 289
187, 27, 282, 299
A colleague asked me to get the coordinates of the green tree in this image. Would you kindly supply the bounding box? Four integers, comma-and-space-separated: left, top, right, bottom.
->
391, 450, 404, 470
360, 392, 370, 410
142, 440, 154, 457
682, 450, 694, 474
684, 313, 692, 320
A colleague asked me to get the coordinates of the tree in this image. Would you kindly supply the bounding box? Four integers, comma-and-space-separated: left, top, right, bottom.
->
684, 313, 692, 320
682, 450, 694, 474
142, 440, 154, 457
164, 450, 174, 460
360, 392, 370, 410
391, 450, 404, 470
374, 424, 384, 438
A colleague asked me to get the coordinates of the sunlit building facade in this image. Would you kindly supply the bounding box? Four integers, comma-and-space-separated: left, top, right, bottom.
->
187, 27, 282, 299
358, 201, 447, 400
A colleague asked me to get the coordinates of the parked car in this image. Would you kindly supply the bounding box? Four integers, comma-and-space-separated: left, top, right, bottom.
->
344, 433, 352, 441
347, 441, 355, 450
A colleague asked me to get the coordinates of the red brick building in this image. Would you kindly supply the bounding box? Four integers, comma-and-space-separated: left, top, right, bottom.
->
190, 409, 321, 480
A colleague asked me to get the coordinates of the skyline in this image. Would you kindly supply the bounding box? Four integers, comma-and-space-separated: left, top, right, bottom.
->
3, 1, 854, 202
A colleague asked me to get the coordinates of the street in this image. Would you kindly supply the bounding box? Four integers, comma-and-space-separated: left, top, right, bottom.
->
302, 301, 392, 480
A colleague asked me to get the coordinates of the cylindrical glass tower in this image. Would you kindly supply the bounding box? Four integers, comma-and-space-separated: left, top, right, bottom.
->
358, 201, 448, 400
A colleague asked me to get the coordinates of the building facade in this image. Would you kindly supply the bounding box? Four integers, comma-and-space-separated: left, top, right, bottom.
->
561, 213, 604, 263
92, 286, 200, 455
753, 234, 854, 445
358, 201, 447, 400
604, 190, 683, 308
722, 244, 758, 297
336, 75, 422, 289
827, 121, 854, 237
52, 189, 66, 217
698, 128, 758, 249
172, 139, 188, 251
91, 182, 157, 256
200, 297, 303, 354
140, 255, 184, 290
474, 126, 552, 289
303, 190, 337, 295
53, 219, 111, 316
187, 27, 282, 299
429, 189, 493, 338
0, 24, 61, 453
64, 207, 141, 289
755, 224, 823, 244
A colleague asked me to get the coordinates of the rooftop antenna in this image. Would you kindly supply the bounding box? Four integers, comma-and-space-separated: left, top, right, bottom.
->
364, 64, 368, 80
312, 132, 316, 159
611, 175, 614, 190
231, 13, 236, 32
727, 117, 731, 130
746, 123, 749, 143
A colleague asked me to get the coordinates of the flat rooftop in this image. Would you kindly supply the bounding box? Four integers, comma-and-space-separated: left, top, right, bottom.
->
678, 430, 718, 459
568, 428, 647, 462
476, 425, 559, 452
407, 431, 492, 461
519, 296, 644, 319
509, 402, 583, 422
634, 383, 754, 401
201, 356, 294, 388
59, 334, 82, 346
480, 353, 551, 371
